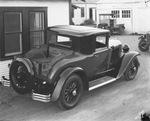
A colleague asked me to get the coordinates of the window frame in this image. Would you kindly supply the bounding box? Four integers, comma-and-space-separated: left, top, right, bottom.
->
111, 10, 120, 18
95, 34, 108, 51
48, 31, 72, 49
4, 11, 23, 56
0, 7, 47, 60
29, 11, 46, 49
122, 10, 131, 18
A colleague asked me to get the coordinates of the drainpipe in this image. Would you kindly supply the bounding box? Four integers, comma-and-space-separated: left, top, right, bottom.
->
69, 0, 71, 25
85, 2, 87, 20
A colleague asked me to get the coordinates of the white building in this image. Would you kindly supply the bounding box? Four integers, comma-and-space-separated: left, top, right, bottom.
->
0, 0, 71, 83
96, 0, 150, 34
73, 0, 150, 34
72, 0, 99, 25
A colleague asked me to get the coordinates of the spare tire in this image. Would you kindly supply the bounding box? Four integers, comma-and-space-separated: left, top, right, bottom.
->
10, 61, 32, 94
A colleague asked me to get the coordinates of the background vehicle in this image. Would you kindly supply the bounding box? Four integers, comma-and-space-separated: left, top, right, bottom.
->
98, 14, 125, 35
138, 32, 150, 52
1, 25, 140, 110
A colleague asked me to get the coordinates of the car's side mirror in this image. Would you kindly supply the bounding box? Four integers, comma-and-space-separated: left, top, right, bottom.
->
123, 45, 129, 53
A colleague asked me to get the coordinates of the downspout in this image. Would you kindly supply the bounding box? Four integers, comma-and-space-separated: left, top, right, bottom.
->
69, 0, 71, 25
85, 2, 87, 20
131, 8, 133, 34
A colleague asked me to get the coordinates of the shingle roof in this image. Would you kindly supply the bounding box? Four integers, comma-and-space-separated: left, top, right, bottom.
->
48, 25, 109, 37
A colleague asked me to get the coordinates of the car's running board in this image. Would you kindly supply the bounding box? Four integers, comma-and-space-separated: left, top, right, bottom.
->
89, 76, 116, 91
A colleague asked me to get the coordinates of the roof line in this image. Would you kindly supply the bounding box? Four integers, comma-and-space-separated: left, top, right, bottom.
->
96, 1, 145, 4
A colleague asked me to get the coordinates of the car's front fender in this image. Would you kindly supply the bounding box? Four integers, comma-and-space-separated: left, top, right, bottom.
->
116, 51, 140, 79
51, 67, 85, 102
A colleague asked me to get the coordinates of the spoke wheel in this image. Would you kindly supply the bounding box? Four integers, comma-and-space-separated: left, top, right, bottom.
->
10, 61, 32, 94
124, 57, 139, 81
58, 74, 83, 110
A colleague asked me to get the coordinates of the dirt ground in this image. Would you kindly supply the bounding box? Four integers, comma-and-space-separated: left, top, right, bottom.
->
0, 35, 150, 121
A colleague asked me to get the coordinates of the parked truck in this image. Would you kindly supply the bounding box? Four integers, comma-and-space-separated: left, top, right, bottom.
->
98, 14, 125, 35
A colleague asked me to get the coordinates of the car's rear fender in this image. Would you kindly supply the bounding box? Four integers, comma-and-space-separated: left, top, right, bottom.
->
12, 58, 34, 75
51, 67, 88, 101
116, 51, 140, 79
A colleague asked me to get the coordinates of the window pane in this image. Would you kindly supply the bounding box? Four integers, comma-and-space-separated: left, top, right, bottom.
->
30, 31, 44, 48
57, 35, 72, 48
111, 10, 120, 18
4, 12, 22, 56
96, 35, 106, 50
122, 10, 131, 18
71, 9, 74, 18
81, 7, 84, 17
4, 12, 22, 33
30, 12, 44, 31
96, 36, 106, 44
5, 34, 22, 56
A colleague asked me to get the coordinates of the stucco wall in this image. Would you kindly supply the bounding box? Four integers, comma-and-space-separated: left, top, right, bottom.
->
72, 3, 96, 25
0, 0, 70, 26
133, 7, 150, 34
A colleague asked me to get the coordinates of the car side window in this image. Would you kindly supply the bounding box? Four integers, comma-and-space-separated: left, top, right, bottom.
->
57, 36, 72, 48
95, 35, 107, 50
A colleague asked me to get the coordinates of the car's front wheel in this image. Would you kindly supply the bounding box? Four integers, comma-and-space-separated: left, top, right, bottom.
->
124, 57, 139, 81
57, 74, 83, 110
10, 61, 32, 94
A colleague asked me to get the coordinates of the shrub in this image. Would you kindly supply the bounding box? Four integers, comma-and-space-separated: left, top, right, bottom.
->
81, 19, 95, 25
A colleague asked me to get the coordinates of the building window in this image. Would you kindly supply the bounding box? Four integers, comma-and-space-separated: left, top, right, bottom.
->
111, 10, 120, 18
0, 7, 47, 60
29, 12, 45, 48
71, 9, 74, 18
122, 10, 131, 18
81, 7, 84, 17
89, 8, 93, 19
4, 12, 22, 56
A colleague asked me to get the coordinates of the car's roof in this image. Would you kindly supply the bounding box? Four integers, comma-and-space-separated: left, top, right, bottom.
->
48, 25, 109, 37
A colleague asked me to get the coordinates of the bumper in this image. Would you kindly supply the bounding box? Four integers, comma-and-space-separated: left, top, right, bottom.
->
1, 76, 52, 103
32, 92, 51, 103
0, 76, 11, 87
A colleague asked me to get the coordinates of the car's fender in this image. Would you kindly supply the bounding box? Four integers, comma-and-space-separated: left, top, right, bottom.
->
12, 58, 34, 75
116, 51, 140, 79
51, 67, 87, 101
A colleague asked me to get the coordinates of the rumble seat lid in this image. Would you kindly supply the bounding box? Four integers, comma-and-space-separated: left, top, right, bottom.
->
48, 25, 109, 37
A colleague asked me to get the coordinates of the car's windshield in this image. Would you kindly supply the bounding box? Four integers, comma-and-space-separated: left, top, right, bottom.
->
47, 30, 72, 48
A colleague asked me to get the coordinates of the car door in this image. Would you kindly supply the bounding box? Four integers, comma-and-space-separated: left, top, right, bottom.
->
92, 35, 111, 75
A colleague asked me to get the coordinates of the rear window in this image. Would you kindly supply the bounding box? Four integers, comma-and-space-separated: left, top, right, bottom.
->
47, 30, 72, 48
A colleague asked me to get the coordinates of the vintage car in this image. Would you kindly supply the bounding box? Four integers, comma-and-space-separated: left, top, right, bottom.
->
2, 25, 140, 109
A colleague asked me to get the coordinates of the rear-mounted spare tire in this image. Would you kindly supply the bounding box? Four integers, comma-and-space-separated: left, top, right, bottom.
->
10, 61, 32, 94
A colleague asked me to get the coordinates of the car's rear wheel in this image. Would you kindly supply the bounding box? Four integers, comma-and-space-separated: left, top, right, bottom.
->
57, 74, 83, 110
124, 57, 139, 81
10, 61, 32, 94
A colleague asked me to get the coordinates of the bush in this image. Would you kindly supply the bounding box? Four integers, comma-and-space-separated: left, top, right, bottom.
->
80, 19, 95, 25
